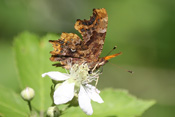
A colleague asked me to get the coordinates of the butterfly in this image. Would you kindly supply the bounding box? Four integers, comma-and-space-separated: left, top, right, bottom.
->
49, 8, 121, 70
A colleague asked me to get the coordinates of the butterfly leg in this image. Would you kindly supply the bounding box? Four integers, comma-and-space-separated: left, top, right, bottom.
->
92, 62, 99, 72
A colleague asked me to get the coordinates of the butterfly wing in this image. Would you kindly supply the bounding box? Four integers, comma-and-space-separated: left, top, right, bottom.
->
74, 8, 108, 60
50, 32, 83, 61
50, 8, 108, 70
49, 32, 87, 68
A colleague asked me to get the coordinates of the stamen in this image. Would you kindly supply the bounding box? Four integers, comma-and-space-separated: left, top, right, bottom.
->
69, 63, 100, 86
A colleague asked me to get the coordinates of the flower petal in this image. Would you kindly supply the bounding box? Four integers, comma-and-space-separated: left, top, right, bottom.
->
54, 81, 75, 105
84, 84, 104, 103
78, 85, 93, 115
42, 71, 70, 81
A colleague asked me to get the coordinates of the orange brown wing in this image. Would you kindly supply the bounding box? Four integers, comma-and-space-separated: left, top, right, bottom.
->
49, 8, 110, 70
49, 32, 83, 62
74, 8, 108, 60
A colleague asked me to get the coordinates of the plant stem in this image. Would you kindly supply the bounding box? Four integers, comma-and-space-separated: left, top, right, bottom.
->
28, 101, 32, 112
61, 104, 71, 112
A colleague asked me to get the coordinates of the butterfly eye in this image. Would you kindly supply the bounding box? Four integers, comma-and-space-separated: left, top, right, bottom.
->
70, 48, 76, 52
88, 71, 92, 74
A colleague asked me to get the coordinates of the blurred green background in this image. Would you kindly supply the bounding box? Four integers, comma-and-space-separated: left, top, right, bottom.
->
0, 0, 175, 116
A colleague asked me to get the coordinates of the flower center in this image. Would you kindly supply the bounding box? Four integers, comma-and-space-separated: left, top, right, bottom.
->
69, 64, 99, 86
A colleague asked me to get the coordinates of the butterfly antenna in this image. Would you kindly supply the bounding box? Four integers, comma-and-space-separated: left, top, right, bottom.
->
110, 62, 134, 74
106, 46, 117, 56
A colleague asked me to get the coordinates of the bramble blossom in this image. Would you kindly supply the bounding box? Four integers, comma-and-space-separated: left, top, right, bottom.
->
42, 64, 104, 115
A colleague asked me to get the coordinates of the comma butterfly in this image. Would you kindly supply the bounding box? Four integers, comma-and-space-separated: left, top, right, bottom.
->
49, 8, 121, 70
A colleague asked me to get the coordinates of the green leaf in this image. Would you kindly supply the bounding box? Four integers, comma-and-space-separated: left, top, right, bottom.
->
63, 89, 155, 117
13, 32, 64, 113
0, 85, 28, 117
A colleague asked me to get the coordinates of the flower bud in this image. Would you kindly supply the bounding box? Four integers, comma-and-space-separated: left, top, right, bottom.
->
46, 106, 60, 117
21, 87, 35, 101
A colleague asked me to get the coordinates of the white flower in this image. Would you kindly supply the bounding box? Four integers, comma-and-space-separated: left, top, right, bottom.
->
42, 64, 104, 115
